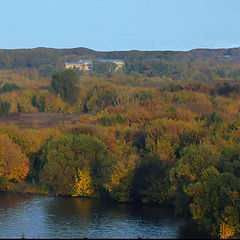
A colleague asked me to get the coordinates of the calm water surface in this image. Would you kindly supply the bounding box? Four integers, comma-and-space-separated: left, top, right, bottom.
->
0, 192, 208, 239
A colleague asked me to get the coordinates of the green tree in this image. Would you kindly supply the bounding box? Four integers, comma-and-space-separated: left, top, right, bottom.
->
92, 61, 117, 74
32, 95, 46, 112
40, 134, 110, 196
51, 69, 80, 105
133, 154, 174, 204
170, 144, 220, 215
185, 167, 240, 239
219, 145, 240, 178
0, 101, 11, 116
0, 83, 20, 93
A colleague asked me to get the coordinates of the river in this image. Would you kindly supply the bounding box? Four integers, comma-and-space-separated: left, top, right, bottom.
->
0, 192, 209, 239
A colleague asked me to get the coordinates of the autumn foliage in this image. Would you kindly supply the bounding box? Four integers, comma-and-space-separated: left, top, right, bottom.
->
0, 68, 240, 238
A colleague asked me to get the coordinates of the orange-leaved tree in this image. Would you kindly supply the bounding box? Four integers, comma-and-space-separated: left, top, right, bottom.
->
0, 134, 30, 190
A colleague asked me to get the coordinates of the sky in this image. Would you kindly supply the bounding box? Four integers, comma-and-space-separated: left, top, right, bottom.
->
0, 0, 239, 51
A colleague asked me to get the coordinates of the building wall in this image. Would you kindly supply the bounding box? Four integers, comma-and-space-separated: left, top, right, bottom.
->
65, 63, 91, 71
65, 60, 124, 71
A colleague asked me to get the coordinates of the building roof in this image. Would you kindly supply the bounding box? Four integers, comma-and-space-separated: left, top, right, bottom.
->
65, 62, 81, 65
96, 59, 125, 62
65, 59, 125, 64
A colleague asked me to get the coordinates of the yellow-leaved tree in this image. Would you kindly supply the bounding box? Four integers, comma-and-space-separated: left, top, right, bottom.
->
71, 168, 94, 197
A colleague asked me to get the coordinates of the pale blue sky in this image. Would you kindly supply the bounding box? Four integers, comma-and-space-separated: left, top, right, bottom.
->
0, 0, 239, 51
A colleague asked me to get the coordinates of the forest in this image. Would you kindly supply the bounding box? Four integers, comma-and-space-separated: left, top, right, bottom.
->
0, 47, 240, 239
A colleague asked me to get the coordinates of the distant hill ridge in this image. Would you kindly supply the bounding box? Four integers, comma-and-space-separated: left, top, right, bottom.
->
0, 47, 240, 78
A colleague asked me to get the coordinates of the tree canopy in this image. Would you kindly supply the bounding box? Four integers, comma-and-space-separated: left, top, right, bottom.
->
51, 69, 80, 105
40, 134, 110, 196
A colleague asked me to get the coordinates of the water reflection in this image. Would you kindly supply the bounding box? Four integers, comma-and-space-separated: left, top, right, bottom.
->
0, 192, 33, 209
0, 192, 209, 239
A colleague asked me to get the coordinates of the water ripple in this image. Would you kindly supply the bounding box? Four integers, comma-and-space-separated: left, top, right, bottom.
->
0, 193, 207, 239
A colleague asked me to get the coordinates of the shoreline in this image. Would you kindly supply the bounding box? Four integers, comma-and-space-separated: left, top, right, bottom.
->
0, 189, 176, 208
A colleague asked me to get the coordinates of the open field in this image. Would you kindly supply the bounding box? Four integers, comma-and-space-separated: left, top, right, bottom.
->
0, 112, 86, 129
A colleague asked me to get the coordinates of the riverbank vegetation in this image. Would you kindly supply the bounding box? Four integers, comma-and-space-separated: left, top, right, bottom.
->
0, 67, 240, 239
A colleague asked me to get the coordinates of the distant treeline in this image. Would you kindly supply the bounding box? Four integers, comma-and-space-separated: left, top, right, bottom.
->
1, 47, 240, 81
